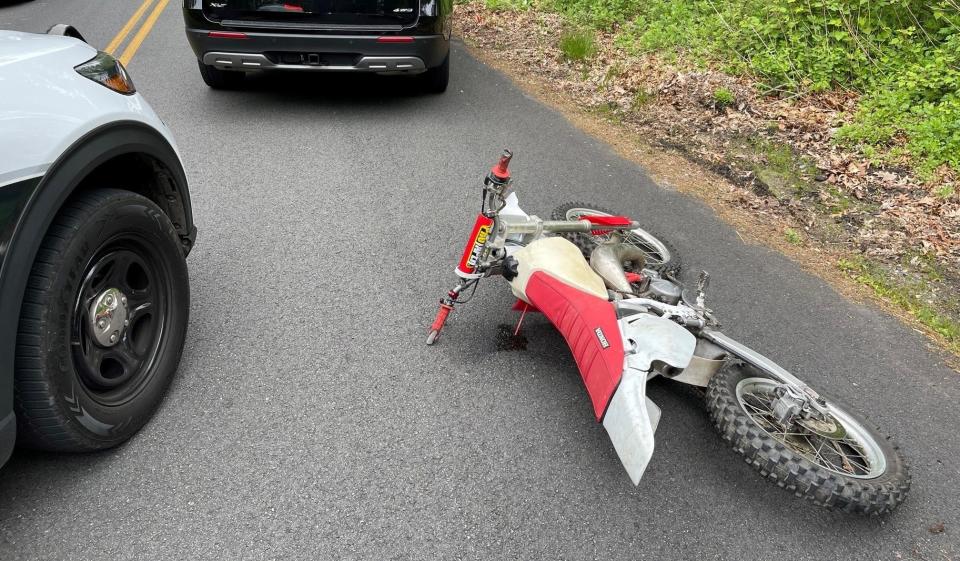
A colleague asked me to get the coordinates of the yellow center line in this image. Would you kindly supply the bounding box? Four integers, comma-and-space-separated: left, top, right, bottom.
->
118, 0, 172, 67
104, 0, 154, 55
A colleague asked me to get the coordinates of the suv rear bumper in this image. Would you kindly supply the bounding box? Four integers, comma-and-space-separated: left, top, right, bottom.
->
185, 29, 449, 72
202, 52, 426, 73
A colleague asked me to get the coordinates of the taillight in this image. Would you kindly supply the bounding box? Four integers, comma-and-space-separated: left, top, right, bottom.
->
74, 51, 135, 95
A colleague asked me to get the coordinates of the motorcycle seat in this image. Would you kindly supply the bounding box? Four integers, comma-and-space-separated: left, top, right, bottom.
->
510, 238, 624, 420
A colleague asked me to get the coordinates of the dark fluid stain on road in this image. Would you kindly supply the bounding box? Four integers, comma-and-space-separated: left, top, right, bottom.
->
495, 323, 528, 351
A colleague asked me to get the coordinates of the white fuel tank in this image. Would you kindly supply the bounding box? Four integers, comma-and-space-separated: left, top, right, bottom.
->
509, 237, 608, 302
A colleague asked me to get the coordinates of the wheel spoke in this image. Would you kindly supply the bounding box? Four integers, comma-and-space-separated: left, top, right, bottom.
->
565, 207, 668, 265
735, 378, 885, 478
87, 343, 106, 371
625, 237, 664, 264
811, 437, 831, 466
81, 259, 114, 304
100, 253, 125, 288
112, 252, 141, 292
127, 298, 153, 322
109, 340, 141, 375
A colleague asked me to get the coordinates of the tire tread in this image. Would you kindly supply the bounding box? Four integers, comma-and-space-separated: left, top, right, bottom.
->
705, 362, 911, 515
14, 189, 186, 452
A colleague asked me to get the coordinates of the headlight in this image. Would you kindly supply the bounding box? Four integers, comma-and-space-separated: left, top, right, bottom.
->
74, 52, 136, 95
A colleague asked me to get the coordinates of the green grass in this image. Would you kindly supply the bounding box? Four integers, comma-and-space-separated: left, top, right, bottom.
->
822, 185, 855, 215
484, 0, 533, 10
601, 64, 623, 87
633, 89, 655, 107
538, 0, 960, 179
744, 137, 820, 200
784, 228, 802, 245
838, 256, 960, 352
713, 87, 734, 107
935, 184, 956, 199
560, 30, 597, 61
590, 102, 622, 123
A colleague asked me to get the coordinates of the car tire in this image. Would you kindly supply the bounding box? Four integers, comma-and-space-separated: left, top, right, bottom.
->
420, 52, 449, 94
197, 59, 244, 90
14, 189, 190, 452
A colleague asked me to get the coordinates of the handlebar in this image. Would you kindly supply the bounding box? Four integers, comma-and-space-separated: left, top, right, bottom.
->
489, 149, 513, 183
502, 217, 641, 235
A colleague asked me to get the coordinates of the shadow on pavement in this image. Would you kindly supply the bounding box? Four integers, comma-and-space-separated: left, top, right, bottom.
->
217, 69, 438, 102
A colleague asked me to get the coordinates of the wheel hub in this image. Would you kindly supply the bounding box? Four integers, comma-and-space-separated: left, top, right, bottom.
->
798, 415, 848, 439
736, 377, 885, 478
88, 287, 128, 347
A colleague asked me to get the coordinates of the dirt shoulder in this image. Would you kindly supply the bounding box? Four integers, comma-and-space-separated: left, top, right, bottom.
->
453, 2, 960, 363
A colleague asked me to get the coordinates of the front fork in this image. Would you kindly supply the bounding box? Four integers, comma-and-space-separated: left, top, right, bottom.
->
426, 212, 495, 345
426, 280, 469, 345
701, 329, 831, 417
428, 150, 514, 345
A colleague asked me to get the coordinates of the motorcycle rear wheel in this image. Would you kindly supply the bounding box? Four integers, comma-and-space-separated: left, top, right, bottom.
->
551, 202, 681, 275
706, 361, 910, 515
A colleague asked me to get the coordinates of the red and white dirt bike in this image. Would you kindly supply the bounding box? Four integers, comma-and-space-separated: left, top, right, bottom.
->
428, 150, 911, 515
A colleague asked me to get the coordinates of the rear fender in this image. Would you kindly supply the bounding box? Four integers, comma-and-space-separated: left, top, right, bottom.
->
603, 314, 696, 484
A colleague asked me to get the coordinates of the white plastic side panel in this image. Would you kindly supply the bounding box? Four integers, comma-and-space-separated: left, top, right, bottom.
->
603, 368, 657, 485
602, 314, 697, 485
501, 193, 529, 244
620, 314, 696, 372
0, 31, 178, 180
499, 192, 529, 220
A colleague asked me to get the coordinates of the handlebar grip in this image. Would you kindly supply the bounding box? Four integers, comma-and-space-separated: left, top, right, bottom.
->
491, 149, 513, 181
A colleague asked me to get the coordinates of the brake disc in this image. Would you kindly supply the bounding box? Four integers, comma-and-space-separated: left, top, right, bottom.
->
797, 414, 848, 439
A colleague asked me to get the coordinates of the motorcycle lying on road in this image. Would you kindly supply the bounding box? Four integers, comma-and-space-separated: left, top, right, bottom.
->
427, 150, 910, 515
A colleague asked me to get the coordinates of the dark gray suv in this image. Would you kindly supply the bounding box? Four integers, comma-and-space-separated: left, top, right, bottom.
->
183, 0, 452, 92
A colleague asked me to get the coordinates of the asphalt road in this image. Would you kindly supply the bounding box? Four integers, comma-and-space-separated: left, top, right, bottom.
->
2, 1, 959, 559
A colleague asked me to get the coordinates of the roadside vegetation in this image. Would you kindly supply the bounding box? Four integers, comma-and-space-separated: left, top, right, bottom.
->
559, 29, 596, 60
456, 0, 960, 356
486, 0, 960, 177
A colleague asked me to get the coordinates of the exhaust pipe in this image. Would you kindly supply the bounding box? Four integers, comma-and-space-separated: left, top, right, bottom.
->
590, 242, 647, 293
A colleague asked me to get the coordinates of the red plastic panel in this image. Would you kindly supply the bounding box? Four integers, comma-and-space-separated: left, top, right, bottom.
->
582, 215, 632, 227
524, 271, 624, 419
455, 214, 494, 277
582, 215, 633, 236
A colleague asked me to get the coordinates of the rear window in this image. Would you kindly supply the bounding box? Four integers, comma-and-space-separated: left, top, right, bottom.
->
204, 0, 419, 26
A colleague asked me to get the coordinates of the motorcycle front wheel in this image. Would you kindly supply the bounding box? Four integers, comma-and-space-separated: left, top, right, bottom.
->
551, 202, 681, 275
706, 361, 910, 515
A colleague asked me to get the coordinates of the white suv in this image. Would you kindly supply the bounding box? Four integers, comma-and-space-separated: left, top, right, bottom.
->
0, 26, 196, 466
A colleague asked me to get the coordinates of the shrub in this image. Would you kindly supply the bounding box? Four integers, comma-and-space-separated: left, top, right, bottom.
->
784, 228, 802, 245
560, 30, 597, 61
713, 87, 734, 107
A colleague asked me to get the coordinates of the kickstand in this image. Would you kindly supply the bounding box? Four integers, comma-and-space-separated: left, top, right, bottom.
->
514, 303, 529, 337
